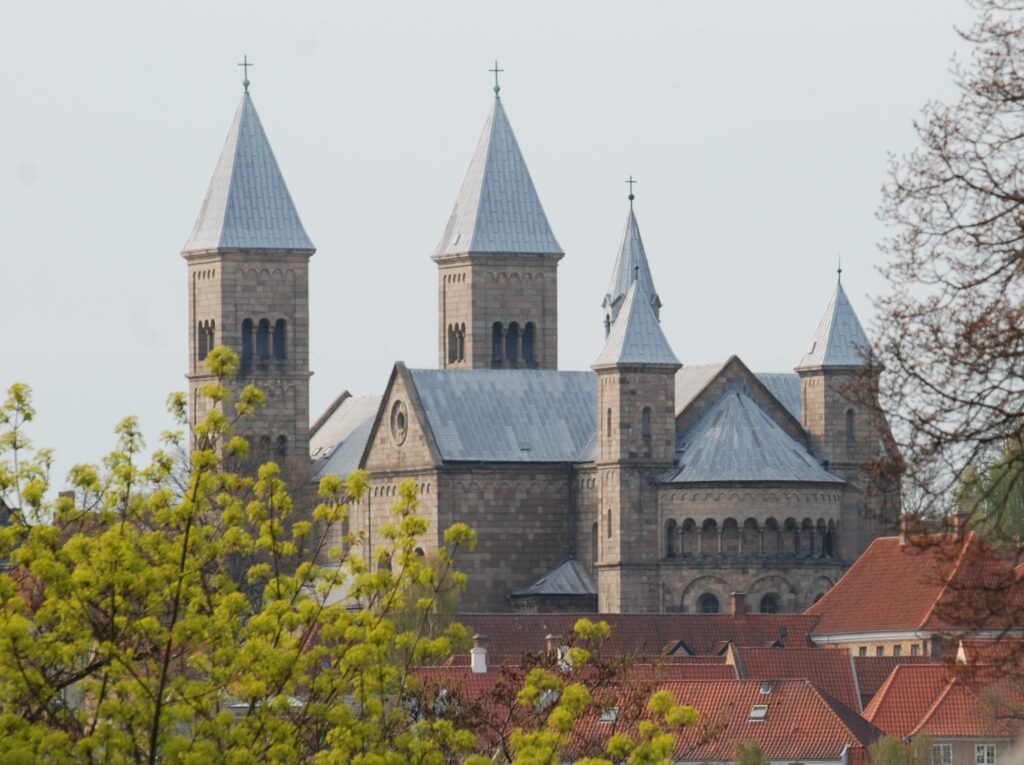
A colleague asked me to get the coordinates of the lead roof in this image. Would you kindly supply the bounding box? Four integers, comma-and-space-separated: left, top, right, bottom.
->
603, 207, 661, 323
593, 282, 680, 368
796, 282, 873, 370
183, 93, 314, 253
508, 557, 597, 598
433, 97, 562, 257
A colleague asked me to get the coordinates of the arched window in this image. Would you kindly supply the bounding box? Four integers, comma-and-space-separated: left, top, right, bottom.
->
642, 407, 652, 438
784, 518, 799, 556
759, 594, 779, 614
846, 408, 855, 452
197, 321, 208, 361
207, 320, 215, 356
698, 593, 720, 614
458, 323, 466, 362
492, 322, 503, 362
506, 322, 519, 363
606, 408, 612, 438
275, 435, 287, 458
665, 519, 678, 558
273, 319, 286, 360
681, 519, 697, 556
700, 519, 718, 555
722, 518, 740, 555
256, 319, 271, 360
523, 322, 535, 363
241, 319, 254, 362
447, 325, 457, 364
606, 509, 612, 538
591, 522, 598, 566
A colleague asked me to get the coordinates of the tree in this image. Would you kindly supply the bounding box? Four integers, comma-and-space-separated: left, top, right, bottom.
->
867, 735, 933, 765
0, 352, 699, 764
877, 0, 1024, 534
733, 739, 768, 765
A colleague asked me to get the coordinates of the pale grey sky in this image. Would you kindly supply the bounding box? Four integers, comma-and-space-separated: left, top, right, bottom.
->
4, 1, 974, 483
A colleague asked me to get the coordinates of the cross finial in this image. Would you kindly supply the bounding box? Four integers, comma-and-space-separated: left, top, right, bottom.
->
490, 60, 504, 98
625, 175, 637, 208
837, 254, 843, 283
238, 55, 254, 93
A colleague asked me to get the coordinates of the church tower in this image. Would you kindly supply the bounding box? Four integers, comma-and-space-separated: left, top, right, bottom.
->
593, 248, 680, 612
601, 201, 662, 335
182, 84, 315, 487
796, 277, 898, 560
432, 81, 563, 370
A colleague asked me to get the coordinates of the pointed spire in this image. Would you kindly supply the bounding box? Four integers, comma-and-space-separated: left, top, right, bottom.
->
593, 282, 679, 368
603, 204, 661, 326
433, 98, 562, 257
796, 281, 873, 371
183, 93, 314, 253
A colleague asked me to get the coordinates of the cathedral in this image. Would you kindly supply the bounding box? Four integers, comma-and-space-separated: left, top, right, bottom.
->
182, 79, 900, 615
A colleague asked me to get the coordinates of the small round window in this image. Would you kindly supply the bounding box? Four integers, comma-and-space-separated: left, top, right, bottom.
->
390, 400, 409, 445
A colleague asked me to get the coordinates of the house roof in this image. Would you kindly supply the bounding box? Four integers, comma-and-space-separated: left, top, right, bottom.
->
852, 656, 934, 708
602, 206, 661, 324
408, 369, 596, 463
663, 382, 840, 484
806, 532, 1024, 635
183, 93, 314, 253
309, 392, 382, 480
593, 282, 679, 368
433, 96, 561, 257
508, 557, 597, 598
459, 613, 819, 661
655, 679, 881, 761
910, 676, 1024, 738
862, 665, 954, 737
796, 282, 872, 370
730, 646, 861, 712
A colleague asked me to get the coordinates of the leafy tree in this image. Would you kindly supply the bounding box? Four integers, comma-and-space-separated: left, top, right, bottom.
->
0, 352, 700, 764
958, 441, 1024, 546
733, 739, 768, 765
868, 734, 933, 765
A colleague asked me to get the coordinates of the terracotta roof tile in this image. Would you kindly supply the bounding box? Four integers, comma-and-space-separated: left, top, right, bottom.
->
730, 646, 861, 712
852, 656, 934, 708
862, 664, 953, 737
910, 676, 1024, 738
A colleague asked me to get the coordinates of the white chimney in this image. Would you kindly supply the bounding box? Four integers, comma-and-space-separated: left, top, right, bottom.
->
471, 633, 489, 674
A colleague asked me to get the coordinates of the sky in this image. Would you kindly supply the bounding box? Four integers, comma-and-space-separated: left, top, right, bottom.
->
3, 0, 976, 485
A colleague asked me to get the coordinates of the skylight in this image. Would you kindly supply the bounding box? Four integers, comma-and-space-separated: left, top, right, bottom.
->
749, 704, 768, 722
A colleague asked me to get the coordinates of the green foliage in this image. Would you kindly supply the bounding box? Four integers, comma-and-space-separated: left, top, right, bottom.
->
958, 441, 1024, 546
734, 739, 768, 765
868, 734, 933, 765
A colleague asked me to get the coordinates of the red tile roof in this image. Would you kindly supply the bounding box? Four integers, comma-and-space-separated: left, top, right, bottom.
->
863, 664, 954, 737
910, 677, 1024, 738
461, 612, 818, 661
852, 656, 934, 708
807, 532, 1024, 634
730, 646, 861, 712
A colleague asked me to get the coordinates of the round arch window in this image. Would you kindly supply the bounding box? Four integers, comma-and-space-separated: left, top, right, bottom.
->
698, 593, 720, 614
390, 400, 408, 445
759, 594, 779, 614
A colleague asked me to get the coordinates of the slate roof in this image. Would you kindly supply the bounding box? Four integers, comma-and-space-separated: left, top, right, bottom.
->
309, 393, 382, 480
755, 372, 802, 421
593, 282, 679, 368
796, 282, 872, 370
674, 364, 804, 424
508, 557, 597, 598
730, 646, 862, 712
183, 93, 314, 253
433, 97, 561, 257
603, 207, 661, 324
806, 532, 1024, 635
674, 363, 726, 415
408, 369, 595, 462
663, 383, 841, 484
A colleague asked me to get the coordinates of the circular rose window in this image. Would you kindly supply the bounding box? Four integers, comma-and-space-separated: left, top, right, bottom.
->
390, 400, 408, 445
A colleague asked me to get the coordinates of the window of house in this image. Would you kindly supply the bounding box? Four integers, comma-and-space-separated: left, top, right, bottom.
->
932, 744, 952, 765
748, 705, 768, 722
522, 322, 535, 363
241, 318, 254, 362
698, 593, 720, 614
759, 594, 779, 614
641, 407, 652, 439
911, 644, 920, 656
491, 323, 503, 362
273, 319, 286, 360
893, 645, 902, 657
665, 520, 677, 558
976, 745, 996, 765
506, 322, 519, 363
876, 647, 884, 657
859, 647, 867, 657
256, 319, 271, 360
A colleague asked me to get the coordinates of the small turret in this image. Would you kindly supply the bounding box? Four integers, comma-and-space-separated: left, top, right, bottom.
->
602, 202, 661, 335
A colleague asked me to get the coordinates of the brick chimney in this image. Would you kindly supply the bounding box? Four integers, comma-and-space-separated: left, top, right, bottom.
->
953, 511, 970, 539
470, 633, 489, 674
731, 592, 747, 618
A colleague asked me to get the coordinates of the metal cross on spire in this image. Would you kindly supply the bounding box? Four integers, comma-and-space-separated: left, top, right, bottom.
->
238, 55, 254, 93
626, 175, 637, 207
490, 60, 504, 97
837, 254, 843, 283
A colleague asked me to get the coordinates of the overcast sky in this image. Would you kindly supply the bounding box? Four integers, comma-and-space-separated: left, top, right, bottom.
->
4, 0, 976, 484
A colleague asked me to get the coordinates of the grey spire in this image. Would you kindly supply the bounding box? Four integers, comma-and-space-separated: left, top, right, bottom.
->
593, 281, 679, 368
603, 206, 661, 327
433, 98, 562, 257
796, 282, 873, 370
183, 93, 314, 253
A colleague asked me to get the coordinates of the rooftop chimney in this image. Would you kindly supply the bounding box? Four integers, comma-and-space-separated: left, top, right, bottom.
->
953, 511, 970, 539
544, 633, 562, 655
731, 592, 747, 618
471, 633, 489, 674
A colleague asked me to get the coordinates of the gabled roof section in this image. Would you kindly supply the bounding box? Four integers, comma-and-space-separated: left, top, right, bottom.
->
663, 382, 841, 484
796, 282, 872, 370
730, 646, 862, 712
755, 372, 802, 421
433, 97, 561, 257
309, 392, 382, 480
407, 369, 596, 463
508, 557, 597, 598
183, 93, 314, 253
593, 282, 680, 368
603, 207, 661, 324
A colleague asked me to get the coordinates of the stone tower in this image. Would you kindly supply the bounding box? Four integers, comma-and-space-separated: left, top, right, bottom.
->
432, 90, 563, 370
593, 271, 681, 612
182, 89, 315, 489
796, 279, 897, 561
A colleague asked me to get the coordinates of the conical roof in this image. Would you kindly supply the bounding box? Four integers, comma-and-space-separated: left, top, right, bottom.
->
183, 93, 314, 253
796, 282, 873, 370
603, 207, 661, 323
593, 281, 679, 368
433, 97, 561, 257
